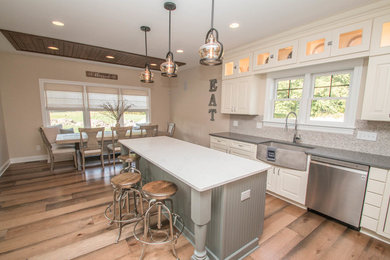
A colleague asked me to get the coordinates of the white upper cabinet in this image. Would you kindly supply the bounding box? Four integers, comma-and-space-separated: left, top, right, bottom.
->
298, 20, 372, 62
223, 54, 252, 79
298, 31, 333, 62
361, 54, 390, 121
253, 40, 298, 71
331, 20, 372, 56
370, 14, 390, 56
221, 76, 260, 115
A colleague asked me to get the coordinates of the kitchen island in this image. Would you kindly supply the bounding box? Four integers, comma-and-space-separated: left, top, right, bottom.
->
120, 136, 270, 260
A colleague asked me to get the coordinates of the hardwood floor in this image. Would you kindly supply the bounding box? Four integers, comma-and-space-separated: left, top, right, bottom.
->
0, 160, 389, 259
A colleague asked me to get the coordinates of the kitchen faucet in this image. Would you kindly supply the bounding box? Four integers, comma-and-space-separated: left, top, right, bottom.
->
285, 111, 301, 143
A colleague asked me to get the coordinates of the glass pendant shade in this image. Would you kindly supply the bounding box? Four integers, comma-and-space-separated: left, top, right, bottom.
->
161, 51, 178, 77
199, 28, 223, 65
140, 63, 154, 83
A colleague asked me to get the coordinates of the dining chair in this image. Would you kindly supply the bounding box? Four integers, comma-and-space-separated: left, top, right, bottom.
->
140, 125, 158, 137
107, 126, 133, 168
79, 127, 105, 172
39, 127, 77, 172
167, 122, 175, 137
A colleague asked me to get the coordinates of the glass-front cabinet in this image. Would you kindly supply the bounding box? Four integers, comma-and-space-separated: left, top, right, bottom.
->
299, 31, 332, 62
370, 14, 390, 56
299, 20, 372, 62
331, 20, 372, 56
253, 40, 298, 71
223, 54, 252, 79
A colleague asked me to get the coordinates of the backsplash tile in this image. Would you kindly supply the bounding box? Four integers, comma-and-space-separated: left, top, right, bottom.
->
230, 115, 390, 156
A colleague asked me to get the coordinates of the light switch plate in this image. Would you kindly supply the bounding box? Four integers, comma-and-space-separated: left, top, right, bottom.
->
357, 131, 377, 141
256, 122, 263, 128
241, 189, 251, 201
233, 120, 238, 127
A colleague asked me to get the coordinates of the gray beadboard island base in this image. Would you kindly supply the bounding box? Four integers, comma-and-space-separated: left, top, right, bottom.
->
138, 157, 267, 260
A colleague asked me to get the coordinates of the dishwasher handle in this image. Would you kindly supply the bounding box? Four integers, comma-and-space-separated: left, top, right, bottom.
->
310, 160, 368, 176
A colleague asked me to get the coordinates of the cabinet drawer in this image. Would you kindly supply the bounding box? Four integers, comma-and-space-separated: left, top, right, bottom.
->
364, 192, 383, 207
367, 179, 386, 195
230, 147, 255, 160
210, 136, 229, 146
230, 140, 256, 152
361, 215, 379, 232
363, 203, 381, 220
369, 168, 388, 182
210, 143, 229, 153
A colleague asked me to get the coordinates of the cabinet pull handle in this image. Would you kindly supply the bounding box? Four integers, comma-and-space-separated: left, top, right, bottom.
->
278, 168, 280, 175
327, 41, 333, 46
273, 168, 275, 174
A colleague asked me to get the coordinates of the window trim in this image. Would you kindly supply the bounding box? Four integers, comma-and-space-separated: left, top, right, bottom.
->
263, 61, 363, 134
39, 79, 152, 129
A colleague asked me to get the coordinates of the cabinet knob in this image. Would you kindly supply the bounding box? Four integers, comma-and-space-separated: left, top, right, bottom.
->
327, 41, 333, 46
270, 54, 274, 59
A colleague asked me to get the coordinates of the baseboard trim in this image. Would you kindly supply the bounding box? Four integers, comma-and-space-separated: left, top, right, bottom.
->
9, 155, 48, 164
0, 159, 10, 176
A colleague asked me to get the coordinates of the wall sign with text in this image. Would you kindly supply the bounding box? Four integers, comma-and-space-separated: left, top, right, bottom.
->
208, 79, 217, 121
86, 71, 118, 80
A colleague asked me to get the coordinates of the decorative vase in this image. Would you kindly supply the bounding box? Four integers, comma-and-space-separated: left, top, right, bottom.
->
115, 121, 120, 127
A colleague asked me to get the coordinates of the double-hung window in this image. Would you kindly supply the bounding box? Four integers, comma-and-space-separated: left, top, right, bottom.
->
41, 80, 151, 132
264, 61, 362, 133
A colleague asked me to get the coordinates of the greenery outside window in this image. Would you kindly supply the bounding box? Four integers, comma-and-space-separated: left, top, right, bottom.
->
273, 78, 304, 119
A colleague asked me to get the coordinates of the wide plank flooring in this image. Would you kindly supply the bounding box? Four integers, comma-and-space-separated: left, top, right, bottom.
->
0, 160, 389, 259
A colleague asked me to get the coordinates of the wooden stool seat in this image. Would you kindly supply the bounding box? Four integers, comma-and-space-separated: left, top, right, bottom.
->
142, 180, 178, 200
118, 153, 140, 163
111, 172, 141, 189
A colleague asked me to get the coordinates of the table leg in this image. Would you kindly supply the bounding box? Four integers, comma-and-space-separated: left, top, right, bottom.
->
75, 143, 81, 171
191, 189, 211, 260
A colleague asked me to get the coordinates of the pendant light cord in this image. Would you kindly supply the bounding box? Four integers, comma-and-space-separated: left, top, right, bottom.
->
211, 0, 214, 28
169, 10, 172, 53
144, 30, 148, 58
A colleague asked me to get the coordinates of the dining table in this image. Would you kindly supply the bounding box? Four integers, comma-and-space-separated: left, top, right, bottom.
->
55, 129, 167, 169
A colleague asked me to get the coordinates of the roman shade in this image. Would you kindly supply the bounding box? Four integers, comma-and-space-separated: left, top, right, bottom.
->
87, 86, 119, 110
122, 88, 149, 110
44, 83, 84, 110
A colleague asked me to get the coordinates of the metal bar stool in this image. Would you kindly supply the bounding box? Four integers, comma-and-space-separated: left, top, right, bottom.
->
134, 180, 184, 260
118, 152, 141, 170
105, 167, 145, 242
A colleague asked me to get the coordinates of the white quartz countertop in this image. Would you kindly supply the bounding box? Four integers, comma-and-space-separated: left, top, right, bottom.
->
120, 136, 271, 192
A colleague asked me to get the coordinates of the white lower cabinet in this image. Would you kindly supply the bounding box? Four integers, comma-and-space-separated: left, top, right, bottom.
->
267, 166, 308, 205
209, 136, 257, 160
361, 167, 390, 240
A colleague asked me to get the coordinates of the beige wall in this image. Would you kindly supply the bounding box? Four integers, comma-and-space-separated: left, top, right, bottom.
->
170, 65, 230, 147
0, 52, 171, 160
0, 90, 9, 168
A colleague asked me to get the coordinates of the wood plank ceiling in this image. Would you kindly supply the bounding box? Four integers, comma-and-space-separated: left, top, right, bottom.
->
0, 29, 185, 69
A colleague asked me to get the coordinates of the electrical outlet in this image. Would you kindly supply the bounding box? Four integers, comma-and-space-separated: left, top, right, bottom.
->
256, 122, 263, 128
356, 131, 377, 141
36, 145, 41, 151
233, 120, 238, 127
241, 189, 251, 201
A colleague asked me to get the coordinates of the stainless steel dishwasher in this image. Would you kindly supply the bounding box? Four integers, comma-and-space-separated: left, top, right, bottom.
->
306, 156, 369, 229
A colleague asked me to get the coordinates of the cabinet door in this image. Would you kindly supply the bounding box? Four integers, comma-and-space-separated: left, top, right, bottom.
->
331, 20, 372, 57
221, 80, 234, 113
253, 47, 276, 71
361, 54, 390, 121
266, 168, 277, 193
274, 40, 299, 67
377, 169, 390, 239
370, 14, 390, 56
223, 60, 235, 79
234, 78, 250, 114
277, 167, 308, 204
298, 31, 332, 62
237, 55, 252, 77
210, 142, 229, 153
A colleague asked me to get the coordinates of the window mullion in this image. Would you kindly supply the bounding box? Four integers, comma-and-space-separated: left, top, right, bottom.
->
83, 85, 91, 127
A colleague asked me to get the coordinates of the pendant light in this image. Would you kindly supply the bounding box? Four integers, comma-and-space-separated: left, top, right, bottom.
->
140, 26, 154, 83
160, 2, 178, 77
199, 0, 223, 66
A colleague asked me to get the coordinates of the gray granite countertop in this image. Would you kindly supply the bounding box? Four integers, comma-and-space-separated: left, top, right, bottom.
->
210, 132, 390, 170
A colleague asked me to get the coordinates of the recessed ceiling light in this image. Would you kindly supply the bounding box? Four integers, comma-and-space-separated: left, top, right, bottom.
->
150, 63, 157, 66
52, 21, 64, 27
229, 23, 240, 29
105, 55, 115, 59
48, 46, 59, 50
176, 49, 184, 53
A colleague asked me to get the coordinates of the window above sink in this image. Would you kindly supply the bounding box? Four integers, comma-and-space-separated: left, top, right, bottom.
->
263, 59, 363, 134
